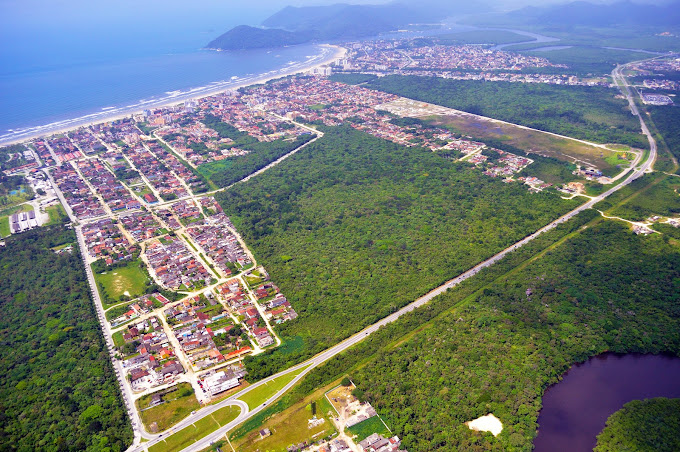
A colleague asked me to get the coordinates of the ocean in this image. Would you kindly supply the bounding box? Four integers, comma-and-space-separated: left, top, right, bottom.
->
0, 1, 326, 144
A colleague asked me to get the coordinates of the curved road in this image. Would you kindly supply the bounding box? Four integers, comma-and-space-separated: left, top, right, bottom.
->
125, 58, 664, 452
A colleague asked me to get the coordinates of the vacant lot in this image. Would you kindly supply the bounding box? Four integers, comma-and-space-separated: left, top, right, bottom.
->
234, 389, 337, 452
596, 173, 680, 221
149, 405, 240, 452
239, 366, 310, 410
429, 112, 620, 172
138, 383, 200, 432
94, 259, 149, 304
347, 416, 392, 443
358, 76, 648, 149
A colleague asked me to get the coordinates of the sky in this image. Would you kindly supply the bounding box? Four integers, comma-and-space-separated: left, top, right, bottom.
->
0, 0, 674, 58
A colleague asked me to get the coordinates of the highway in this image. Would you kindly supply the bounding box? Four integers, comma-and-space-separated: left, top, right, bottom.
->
123, 57, 664, 452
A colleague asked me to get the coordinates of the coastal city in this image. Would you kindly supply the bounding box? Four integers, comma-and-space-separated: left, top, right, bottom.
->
1, 31, 679, 452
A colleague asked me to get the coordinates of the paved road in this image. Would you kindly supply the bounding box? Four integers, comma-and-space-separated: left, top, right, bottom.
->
75, 225, 146, 444
126, 58, 663, 452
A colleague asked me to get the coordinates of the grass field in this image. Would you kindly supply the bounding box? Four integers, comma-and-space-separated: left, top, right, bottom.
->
138, 383, 200, 433
94, 259, 149, 304
237, 400, 334, 452
232, 382, 340, 452
0, 216, 9, 237
429, 113, 619, 172
148, 406, 240, 452
112, 331, 125, 347
45, 204, 67, 226
0, 204, 34, 237
346, 416, 392, 442
238, 366, 310, 410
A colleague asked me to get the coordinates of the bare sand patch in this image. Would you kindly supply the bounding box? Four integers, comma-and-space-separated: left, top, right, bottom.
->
466, 413, 503, 437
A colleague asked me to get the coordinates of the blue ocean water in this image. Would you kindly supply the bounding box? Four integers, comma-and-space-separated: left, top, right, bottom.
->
0, 1, 326, 143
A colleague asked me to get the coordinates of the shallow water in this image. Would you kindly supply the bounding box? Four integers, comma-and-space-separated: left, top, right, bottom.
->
534, 353, 680, 452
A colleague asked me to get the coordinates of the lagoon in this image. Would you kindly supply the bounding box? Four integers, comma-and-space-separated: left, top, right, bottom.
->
534, 353, 680, 451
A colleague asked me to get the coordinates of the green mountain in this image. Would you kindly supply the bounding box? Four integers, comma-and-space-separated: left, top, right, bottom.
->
206, 1, 486, 50
206, 25, 312, 51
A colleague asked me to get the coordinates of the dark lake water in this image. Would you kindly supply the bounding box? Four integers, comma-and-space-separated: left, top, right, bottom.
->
534, 353, 680, 452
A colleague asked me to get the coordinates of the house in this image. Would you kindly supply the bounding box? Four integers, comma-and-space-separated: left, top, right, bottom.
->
149, 394, 163, 407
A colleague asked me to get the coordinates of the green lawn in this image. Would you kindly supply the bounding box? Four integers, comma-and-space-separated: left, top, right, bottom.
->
236, 398, 335, 452
45, 204, 67, 226
604, 153, 633, 169
94, 259, 149, 305
0, 216, 9, 237
347, 416, 392, 442
238, 367, 309, 410
0, 204, 35, 237
112, 331, 125, 348
148, 406, 240, 452
138, 383, 200, 433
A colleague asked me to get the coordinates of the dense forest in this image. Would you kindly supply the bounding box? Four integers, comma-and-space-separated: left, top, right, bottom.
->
649, 106, 680, 174
348, 220, 680, 451
595, 398, 680, 451
337, 75, 648, 149
199, 114, 313, 188
0, 226, 132, 451
217, 126, 579, 379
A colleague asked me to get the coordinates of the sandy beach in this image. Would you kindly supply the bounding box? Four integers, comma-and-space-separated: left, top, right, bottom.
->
0, 44, 346, 147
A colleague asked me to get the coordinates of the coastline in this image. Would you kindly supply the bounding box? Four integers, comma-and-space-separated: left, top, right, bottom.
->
0, 44, 346, 147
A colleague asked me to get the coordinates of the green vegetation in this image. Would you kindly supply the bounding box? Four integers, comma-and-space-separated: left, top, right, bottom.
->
595, 398, 680, 452
105, 304, 133, 322
112, 331, 125, 348
437, 30, 529, 46
520, 46, 653, 75
138, 383, 200, 432
0, 216, 9, 237
218, 126, 579, 379
148, 405, 239, 452
329, 73, 377, 85
649, 106, 680, 174
504, 26, 680, 55
230, 209, 679, 451
427, 113, 608, 179
347, 416, 392, 442
93, 258, 150, 306
350, 75, 647, 148
230, 381, 339, 452
45, 204, 68, 226
199, 114, 314, 188
0, 204, 35, 237
228, 211, 599, 443
346, 220, 679, 451
0, 225, 132, 451
595, 173, 680, 221
238, 367, 309, 410
0, 144, 31, 171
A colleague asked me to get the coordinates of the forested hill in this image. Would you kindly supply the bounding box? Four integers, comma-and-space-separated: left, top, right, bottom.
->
206, 1, 481, 50
206, 25, 312, 51
0, 226, 132, 451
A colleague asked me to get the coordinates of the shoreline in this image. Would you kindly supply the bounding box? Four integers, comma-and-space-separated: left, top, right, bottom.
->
0, 44, 346, 147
